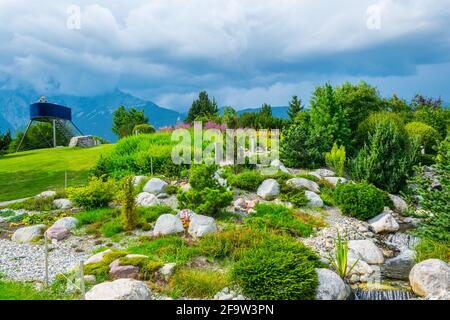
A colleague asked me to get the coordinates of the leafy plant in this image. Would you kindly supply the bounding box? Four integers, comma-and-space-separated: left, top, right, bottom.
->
66, 176, 117, 209
415, 238, 450, 262
327, 232, 359, 279
325, 142, 346, 176
227, 170, 264, 192
279, 184, 308, 208
405, 121, 441, 154
333, 181, 385, 220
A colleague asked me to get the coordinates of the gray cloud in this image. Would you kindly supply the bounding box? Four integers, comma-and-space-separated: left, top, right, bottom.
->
0, 0, 450, 109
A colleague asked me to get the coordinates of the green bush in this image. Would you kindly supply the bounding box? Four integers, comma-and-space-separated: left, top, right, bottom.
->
231, 235, 320, 300
333, 182, 385, 220
246, 203, 314, 237
279, 184, 308, 208
228, 170, 264, 191
74, 208, 114, 226
168, 268, 230, 299
405, 121, 441, 154
139, 205, 175, 224
177, 165, 233, 216
66, 176, 117, 209
325, 142, 346, 176
352, 119, 420, 193
133, 123, 156, 135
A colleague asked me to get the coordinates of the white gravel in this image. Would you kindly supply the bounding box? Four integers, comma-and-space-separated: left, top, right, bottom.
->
0, 236, 96, 282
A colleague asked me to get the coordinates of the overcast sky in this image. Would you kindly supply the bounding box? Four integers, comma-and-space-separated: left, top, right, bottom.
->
1, 0, 449, 110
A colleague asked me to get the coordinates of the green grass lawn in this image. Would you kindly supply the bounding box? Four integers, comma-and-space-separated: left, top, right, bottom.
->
0, 145, 114, 202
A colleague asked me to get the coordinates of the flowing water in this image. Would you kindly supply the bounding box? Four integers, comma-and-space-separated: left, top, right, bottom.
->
353, 288, 415, 300
385, 232, 420, 250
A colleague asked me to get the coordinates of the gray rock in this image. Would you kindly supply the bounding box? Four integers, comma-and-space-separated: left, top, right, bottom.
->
309, 169, 335, 179
85, 249, 112, 265
382, 249, 416, 280
348, 240, 384, 264
388, 194, 408, 213
36, 190, 57, 198
286, 178, 320, 193
158, 263, 177, 281
305, 190, 323, 207
323, 177, 348, 187
143, 178, 168, 195
45, 224, 70, 241
69, 135, 98, 148
188, 214, 217, 237
135, 192, 159, 207
316, 268, 350, 300
368, 209, 399, 234
85, 279, 151, 300
153, 214, 184, 236
12, 225, 46, 243
53, 198, 73, 209
257, 179, 280, 200
53, 217, 78, 230
409, 259, 450, 297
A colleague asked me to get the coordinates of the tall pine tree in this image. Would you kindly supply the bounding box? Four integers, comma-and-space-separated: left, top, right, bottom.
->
288, 95, 303, 121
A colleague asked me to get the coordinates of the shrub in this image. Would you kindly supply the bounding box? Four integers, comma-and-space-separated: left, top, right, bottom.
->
75, 208, 115, 226
279, 184, 308, 208
325, 142, 346, 176
228, 170, 264, 192
165, 185, 181, 195
66, 176, 117, 209
333, 181, 385, 220
168, 268, 230, 299
20, 212, 59, 226
231, 236, 320, 300
133, 124, 155, 135
405, 121, 441, 154
408, 136, 450, 243
246, 203, 314, 237
177, 165, 233, 216
352, 119, 420, 193
119, 176, 138, 231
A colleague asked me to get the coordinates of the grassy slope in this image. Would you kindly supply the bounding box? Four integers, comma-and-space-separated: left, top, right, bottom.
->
0, 145, 113, 201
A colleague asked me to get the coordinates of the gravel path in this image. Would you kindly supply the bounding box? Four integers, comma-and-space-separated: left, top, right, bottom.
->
0, 237, 96, 282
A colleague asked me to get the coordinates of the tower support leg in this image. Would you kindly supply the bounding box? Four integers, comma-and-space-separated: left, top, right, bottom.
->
16, 120, 33, 153
53, 119, 57, 148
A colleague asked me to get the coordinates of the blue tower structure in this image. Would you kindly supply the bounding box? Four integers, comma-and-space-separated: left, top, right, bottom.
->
16, 97, 83, 152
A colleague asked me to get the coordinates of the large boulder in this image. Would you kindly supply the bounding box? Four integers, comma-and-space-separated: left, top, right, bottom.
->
315, 268, 350, 300
85, 279, 151, 300
45, 224, 70, 241
53, 198, 73, 209
286, 178, 320, 193
143, 178, 168, 195
85, 249, 113, 265
348, 240, 384, 264
409, 259, 450, 297
382, 249, 416, 280
53, 217, 78, 230
323, 177, 348, 187
188, 214, 217, 237
388, 194, 408, 213
153, 214, 184, 236
257, 179, 280, 200
69, 135, 98, 148
305, 191, 323, 207
135, 192, 159, 207
12, 225, 46, 243
368, 209, 399, 234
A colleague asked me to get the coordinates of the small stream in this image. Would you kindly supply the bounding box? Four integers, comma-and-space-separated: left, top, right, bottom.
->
353, 288, 415, 300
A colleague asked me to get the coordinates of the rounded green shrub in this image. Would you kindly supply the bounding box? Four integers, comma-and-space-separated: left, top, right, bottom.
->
405, 121, 441, 153
333, 181, 385, 220
66, 176, 117, 209
232, 236, 320, 300
228, 170, 264, 191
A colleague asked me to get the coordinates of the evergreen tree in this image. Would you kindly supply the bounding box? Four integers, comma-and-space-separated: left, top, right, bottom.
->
112, 106, 149, 139
186, 91, 219, 123
0, 129, 12, 154
288, 95, 303, 121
